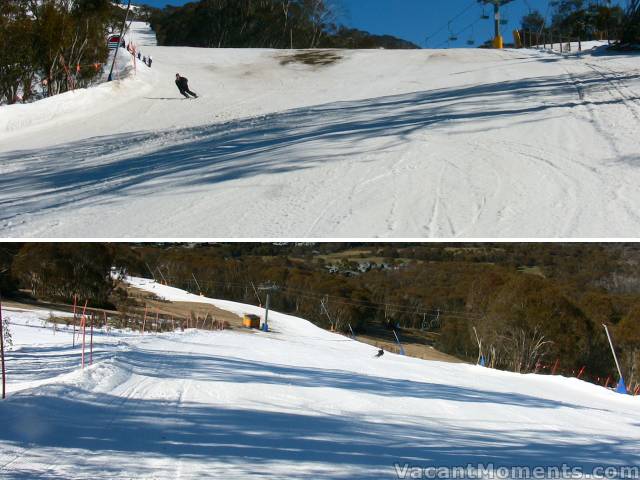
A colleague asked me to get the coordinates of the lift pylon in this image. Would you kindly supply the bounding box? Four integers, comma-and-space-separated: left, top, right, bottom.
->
477, 0, 515, 48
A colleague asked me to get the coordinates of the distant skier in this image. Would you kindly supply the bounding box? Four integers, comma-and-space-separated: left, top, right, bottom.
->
148, 56, 152, 68
175, 73, 198, 99
375, 349, 384, 358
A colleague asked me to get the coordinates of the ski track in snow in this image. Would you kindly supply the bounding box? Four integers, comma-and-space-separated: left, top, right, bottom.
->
0, 278, 639, 479
1, 26, 640, 237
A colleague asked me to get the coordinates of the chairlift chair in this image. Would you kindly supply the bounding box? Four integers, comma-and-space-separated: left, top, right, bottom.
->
448, 22, 458, 42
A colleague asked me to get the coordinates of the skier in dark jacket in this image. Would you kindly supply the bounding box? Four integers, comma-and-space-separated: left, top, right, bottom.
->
375, 349, 384, 358
175, 73, 198, 99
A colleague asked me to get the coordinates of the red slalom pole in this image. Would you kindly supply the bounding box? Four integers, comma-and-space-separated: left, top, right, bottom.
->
76, 300, 88, 344
81, 313, 87, 369
577, 366, 586, 379
0, 291, 6, 399
90, 313, 94, 365
551, 359, 559, 376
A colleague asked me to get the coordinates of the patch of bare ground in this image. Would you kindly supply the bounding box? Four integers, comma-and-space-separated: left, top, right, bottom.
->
123, 284, 245, 329
279, 50, 342, 67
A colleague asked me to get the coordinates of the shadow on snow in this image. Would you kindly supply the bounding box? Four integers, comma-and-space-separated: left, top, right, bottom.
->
1, 70, 638, 220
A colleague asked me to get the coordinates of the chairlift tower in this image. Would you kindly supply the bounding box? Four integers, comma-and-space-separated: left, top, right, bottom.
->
258, 282, 279, 332
478, 0, 515, 48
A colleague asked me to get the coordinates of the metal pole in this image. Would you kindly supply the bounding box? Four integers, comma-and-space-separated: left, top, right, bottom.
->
156, 267, 167, 285
144, 262, 156, 281
108, 0, 132, 82
192, 273, 202, 294
603, 324, 624, 380
393, 330, 405, 355
263, 293, 270, 332
251, 281, 262, 306
473, 326, 483, 364
0, 291, 6, 399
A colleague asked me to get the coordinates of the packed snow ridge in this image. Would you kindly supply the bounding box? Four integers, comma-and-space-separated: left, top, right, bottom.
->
1, 23, 640, 237
0, 276, 638, 479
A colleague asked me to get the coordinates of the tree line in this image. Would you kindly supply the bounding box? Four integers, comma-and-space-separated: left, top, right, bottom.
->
0, 242, 639, 390
146, 0, 418, 49
0, 0, 124, 105
520, 0, 639, 46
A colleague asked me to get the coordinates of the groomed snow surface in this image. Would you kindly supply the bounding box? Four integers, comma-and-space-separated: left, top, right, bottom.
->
1, 24, 640, 237
0, 277, 638, 479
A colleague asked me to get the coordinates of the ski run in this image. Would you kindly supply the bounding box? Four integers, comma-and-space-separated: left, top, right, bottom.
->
0, 276, 638, 479
1, 22, 640, 237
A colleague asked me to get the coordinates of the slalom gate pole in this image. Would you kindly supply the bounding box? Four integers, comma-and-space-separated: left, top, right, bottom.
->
81, 313, 86, 369
90, 314, 94, 365
77, 300, 88, 344
107, 0, 131, 82
0, 291, 6, 399
104, 311, 108, 334
155, 311, 159, 333
551, 359, 559, 375
577, 366, 586, 379
72, 295, 77, 347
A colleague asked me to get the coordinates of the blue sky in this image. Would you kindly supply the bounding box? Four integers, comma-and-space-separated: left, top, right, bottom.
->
140, 0, 626, 48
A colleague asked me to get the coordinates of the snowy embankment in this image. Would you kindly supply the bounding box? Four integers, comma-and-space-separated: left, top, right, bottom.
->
0, 278, 638, 479
0, 35, 152, 140
1, 24, 640, 237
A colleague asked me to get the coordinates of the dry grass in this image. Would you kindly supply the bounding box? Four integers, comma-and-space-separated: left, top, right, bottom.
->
279, 50, 342, 67
125, 285, 244, 328
355, 333, 465, 363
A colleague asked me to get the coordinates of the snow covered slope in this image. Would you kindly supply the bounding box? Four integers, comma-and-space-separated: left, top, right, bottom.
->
0, 281, 638, 479
1, 24, 640, 237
